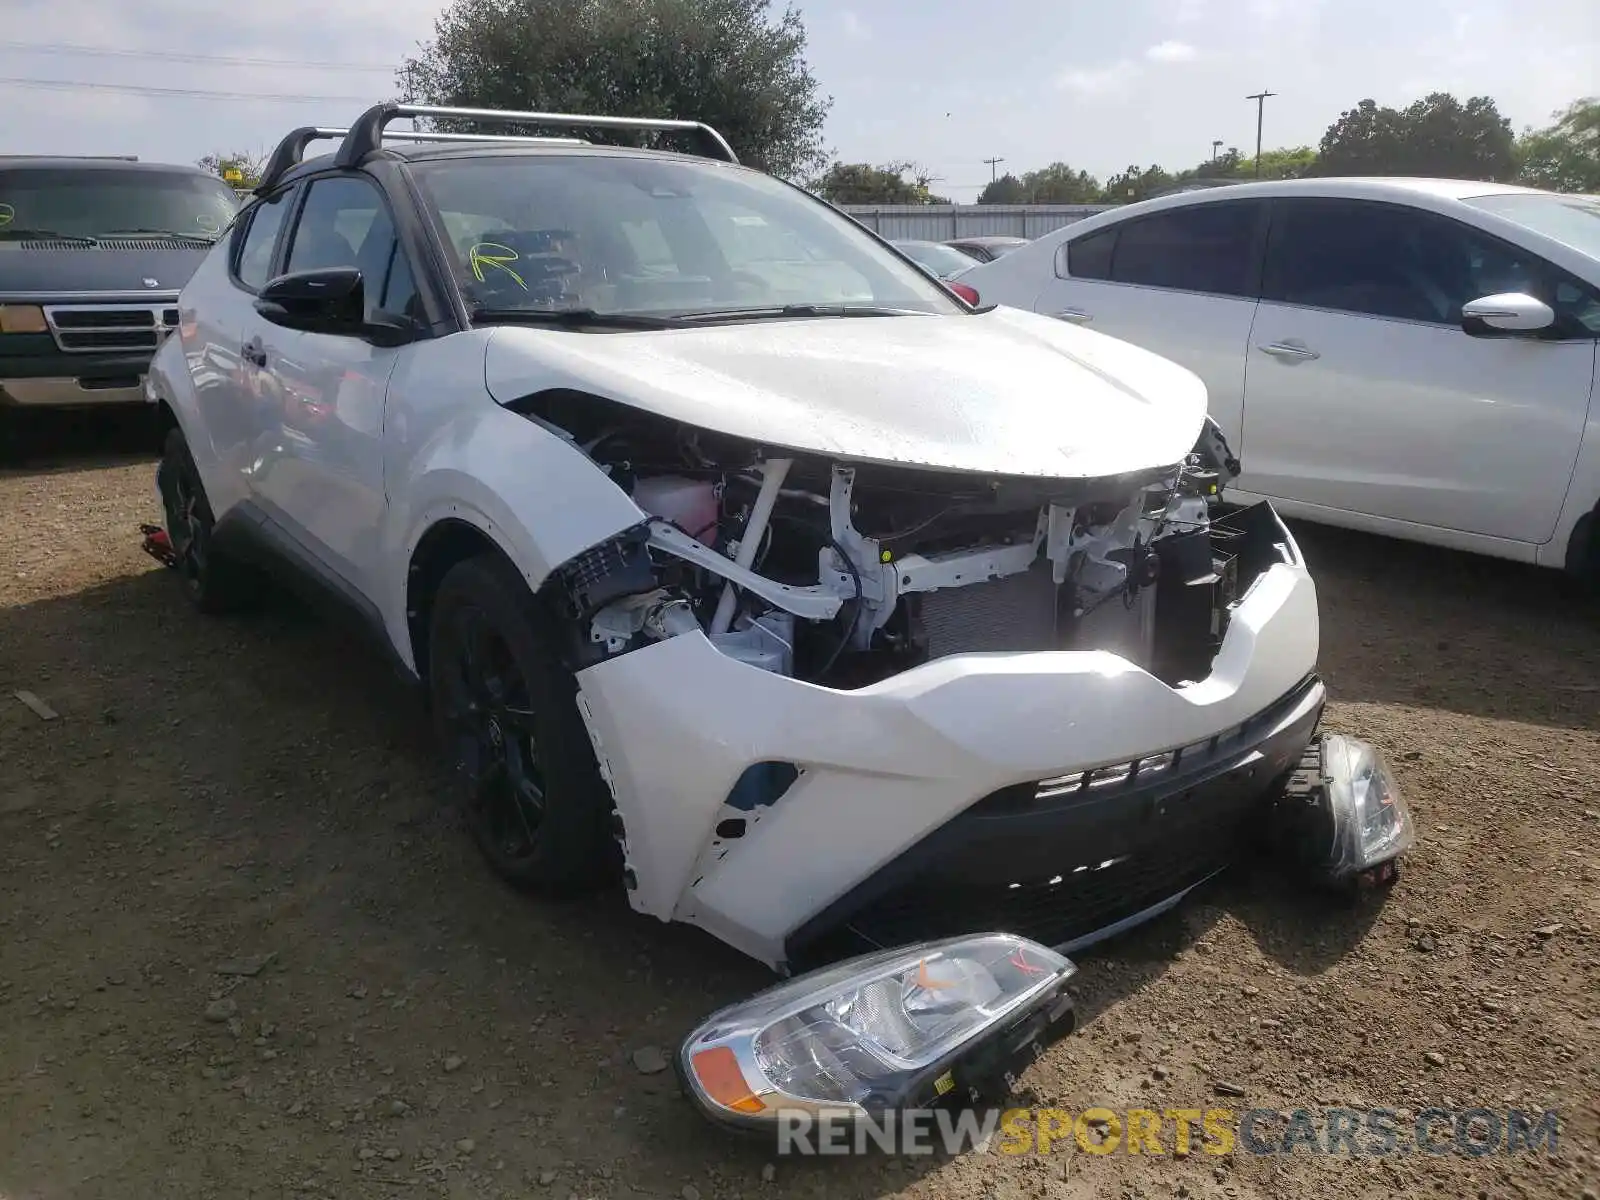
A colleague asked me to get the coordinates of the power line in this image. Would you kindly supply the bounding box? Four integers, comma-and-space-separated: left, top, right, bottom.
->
0, 75, 372, 103
0, 38, 395, 72
982, 155, 1005, 182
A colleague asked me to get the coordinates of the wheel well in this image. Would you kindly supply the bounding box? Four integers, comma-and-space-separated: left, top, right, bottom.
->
153, 399, 180, 447
406, 519, 520, 682
1565, 501, 1600, 583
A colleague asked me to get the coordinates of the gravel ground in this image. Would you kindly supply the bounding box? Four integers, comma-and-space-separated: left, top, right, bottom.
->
2, 413, 1598, 1200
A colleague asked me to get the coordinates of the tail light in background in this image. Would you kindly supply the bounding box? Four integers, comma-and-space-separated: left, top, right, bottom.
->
946, 281, 980, 306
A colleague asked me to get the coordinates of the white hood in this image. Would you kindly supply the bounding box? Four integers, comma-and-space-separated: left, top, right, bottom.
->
482, 304, 1207, 478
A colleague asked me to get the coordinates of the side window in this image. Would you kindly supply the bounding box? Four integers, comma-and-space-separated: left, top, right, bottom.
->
1107, 201, 1263, 298
1061, 226, 1115, 280
1553, 277, 1600, 336
285, 176, 419, 321
1263, 199, 1553, 326
233, 189, 293, 291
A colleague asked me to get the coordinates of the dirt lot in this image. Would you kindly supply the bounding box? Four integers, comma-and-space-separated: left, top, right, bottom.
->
2, 413, 1598, 1200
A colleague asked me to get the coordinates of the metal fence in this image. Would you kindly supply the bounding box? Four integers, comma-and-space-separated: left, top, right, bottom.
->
838, 204, 1111, 241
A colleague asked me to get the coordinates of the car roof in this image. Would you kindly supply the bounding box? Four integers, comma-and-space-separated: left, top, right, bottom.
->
950, 235, 1029, 244
1202, 176, 1540, 200
1107, 176, 1549, 210
1029, 176, 1565, 247
0, 156, 215, 177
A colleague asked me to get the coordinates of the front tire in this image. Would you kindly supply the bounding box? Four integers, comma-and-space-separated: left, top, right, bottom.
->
157, 426, 257, 613
427, 555, 618, 896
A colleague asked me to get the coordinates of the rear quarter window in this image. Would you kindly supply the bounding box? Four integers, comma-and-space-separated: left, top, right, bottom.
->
1060, 227, 1115, 280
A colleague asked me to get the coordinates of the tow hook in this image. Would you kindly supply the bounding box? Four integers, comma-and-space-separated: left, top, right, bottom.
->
140, 523, 177, 568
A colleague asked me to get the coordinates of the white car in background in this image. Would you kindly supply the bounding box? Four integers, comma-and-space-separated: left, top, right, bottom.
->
959, 181, 1600, 581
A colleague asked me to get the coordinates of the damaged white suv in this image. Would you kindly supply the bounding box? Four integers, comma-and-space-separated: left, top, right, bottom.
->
148, 104, 1413, 1127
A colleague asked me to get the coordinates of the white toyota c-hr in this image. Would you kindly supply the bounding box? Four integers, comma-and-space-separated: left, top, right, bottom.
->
145, 102, 1413, 1132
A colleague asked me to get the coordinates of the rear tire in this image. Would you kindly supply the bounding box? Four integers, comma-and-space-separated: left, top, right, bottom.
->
157, 426, 257, 614
426, 554, 619, 896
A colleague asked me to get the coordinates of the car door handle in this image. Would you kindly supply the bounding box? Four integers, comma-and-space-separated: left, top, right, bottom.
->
242, 338, 267, 368
1051, 308, 1093, 324
1257, 340, 1319, 362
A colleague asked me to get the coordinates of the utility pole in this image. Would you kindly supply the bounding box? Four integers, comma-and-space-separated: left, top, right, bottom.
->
982, 156, 1005, 182
1211, 139, 1223, 162
1245, 90, 1276, 177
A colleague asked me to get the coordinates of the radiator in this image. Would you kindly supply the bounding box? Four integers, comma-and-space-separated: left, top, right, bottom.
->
917, 562, 1060, 658
916, 562, 1156, 665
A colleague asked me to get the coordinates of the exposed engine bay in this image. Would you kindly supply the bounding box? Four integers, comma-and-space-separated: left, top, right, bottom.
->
525, 391, 1269, 690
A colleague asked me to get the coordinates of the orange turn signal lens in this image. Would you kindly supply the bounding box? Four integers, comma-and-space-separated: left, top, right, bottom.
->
689, 1046, 765, 1114
0, 304, 48, 334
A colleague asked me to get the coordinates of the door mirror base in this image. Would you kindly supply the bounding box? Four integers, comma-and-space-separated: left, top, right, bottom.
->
364, 312, 419, 348
1461, 292, 1556, 337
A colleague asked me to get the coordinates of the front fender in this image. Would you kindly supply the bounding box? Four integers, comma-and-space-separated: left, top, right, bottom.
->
147, 333, 223, 484
380, 351, 647, 670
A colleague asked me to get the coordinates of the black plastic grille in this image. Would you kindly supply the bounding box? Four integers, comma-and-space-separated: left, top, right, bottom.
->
56, 328, 160, 351
786, 675, 1326, 971
46, 304, 176, 353
52, 309, 156, 329
818, 793, 1248, 959
17, 238, 208, 252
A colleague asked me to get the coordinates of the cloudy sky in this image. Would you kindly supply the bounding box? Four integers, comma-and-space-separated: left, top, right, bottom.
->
2, 0, 1595, 199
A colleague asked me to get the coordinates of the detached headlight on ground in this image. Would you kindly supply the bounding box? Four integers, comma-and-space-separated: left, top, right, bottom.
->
678, 934, 1076, 1129
1277, 733, 1415, 887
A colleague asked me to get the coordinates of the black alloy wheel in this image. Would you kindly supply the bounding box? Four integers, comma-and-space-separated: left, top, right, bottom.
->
426, 555, 618, 894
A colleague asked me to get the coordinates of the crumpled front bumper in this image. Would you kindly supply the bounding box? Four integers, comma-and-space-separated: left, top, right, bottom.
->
574, 517, 1321, 971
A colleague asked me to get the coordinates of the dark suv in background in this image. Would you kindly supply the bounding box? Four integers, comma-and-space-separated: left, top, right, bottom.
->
0, 156, 239, 416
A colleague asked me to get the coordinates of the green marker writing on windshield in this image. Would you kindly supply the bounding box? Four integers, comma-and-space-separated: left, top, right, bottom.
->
469, 242, 527, 289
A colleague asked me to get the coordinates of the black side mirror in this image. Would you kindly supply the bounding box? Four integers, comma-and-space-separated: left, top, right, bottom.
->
255, 267, 367, 336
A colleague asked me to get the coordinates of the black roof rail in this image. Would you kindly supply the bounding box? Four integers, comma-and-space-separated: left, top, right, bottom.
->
332, 103, 739, 171
256, 127, 347, 195
253, 121, 602, 195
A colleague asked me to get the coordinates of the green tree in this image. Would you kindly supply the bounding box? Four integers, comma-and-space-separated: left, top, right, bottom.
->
1018, 162, 1101, 204
977, 173, 1027, 204
197, 151, 265, 189
1241, 146, 1318, 180
400, 0, 831, 180
1316, 92, 1516, 180
1099, 164, 1177, 204
1170, 145, 1316, 186
811, 162, 945, 205
1190, 147, 1244, 180
1516, 97, 1600, 192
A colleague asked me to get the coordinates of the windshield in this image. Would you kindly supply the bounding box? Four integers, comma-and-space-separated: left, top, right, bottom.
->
0, 167, 239, 240
1464, 193, 1600, 262
408, 154, 964, 318
894, 241, 976, 277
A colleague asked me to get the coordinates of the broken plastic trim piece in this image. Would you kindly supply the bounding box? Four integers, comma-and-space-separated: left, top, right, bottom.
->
554, 522, 656, 619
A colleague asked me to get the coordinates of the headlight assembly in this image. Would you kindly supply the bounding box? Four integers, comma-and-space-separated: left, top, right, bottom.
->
678, 934, 1076, 1130
1320, 733, 1414, 875
1274, 732, 1415, 887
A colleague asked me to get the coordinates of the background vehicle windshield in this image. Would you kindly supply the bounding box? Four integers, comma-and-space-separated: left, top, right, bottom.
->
409, 153, 965, 317
894, 240, 978, 278
1464, 193, 1600, 262
0, 167, 240, 239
